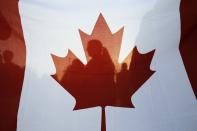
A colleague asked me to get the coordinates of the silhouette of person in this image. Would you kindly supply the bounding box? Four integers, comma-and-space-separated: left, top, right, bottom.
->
61, 59, 85, 98
0, 50, 23, 131
117, 63, 129, 84
116, 63, 131, 106
117, 63, 129, 86
84, 39, 116, 107
1, 50, 22, 96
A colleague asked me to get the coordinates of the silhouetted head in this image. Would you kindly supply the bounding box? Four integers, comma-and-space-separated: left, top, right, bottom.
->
71, 59, 84, 71
87, 40, 103, 58
121, 63, 128, 71
3, 50, 14, 63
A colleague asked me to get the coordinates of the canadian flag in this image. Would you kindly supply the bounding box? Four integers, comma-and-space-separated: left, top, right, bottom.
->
0, 0, 197, 131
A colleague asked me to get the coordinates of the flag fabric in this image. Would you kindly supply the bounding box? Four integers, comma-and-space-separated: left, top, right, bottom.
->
0, 0, 25, 131
180, 0, 197, 99
0, 0, 197, 131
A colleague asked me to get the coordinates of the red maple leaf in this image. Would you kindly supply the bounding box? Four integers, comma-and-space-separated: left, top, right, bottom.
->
51, 14, 155, 131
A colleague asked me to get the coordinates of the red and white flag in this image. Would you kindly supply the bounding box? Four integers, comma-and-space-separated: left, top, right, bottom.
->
0, 0, 197, 131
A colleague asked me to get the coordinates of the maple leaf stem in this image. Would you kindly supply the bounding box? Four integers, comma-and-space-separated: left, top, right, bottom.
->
101, 106, 106, 131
